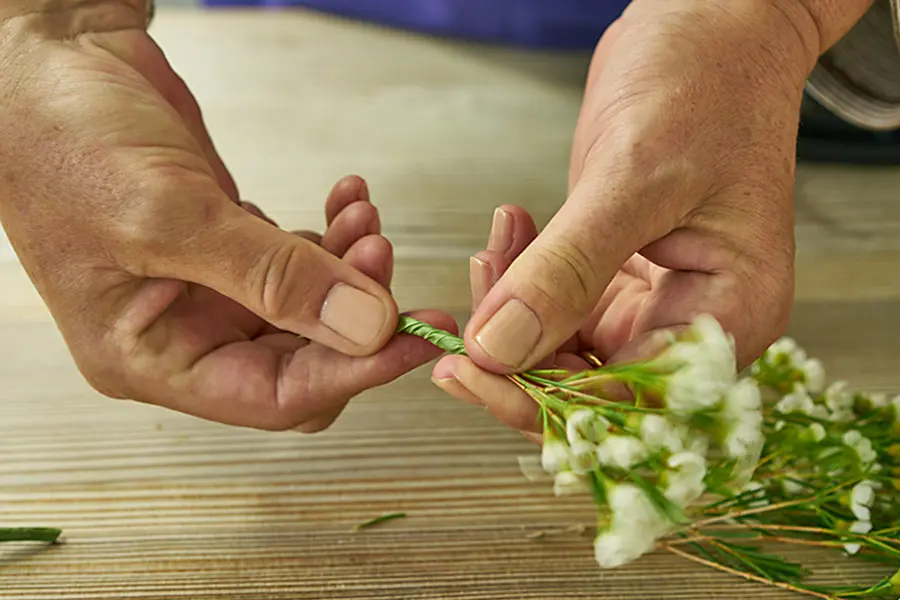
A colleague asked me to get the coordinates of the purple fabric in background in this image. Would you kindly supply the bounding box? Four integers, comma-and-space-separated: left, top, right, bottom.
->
201, 0, 629, 49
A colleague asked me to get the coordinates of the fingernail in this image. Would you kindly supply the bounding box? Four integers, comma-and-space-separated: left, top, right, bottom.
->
469, 256, 493, 310
320, 283, 387, 346
487, 207, 513, 253
474, 299, 542, 368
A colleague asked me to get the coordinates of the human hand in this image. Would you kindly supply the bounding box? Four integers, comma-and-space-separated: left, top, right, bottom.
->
456, 0, 872, 382
0, 3, 455, 430
433, 205, 572, 442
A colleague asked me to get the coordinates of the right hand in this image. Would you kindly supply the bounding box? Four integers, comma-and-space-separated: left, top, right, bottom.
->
0, 2, 455, 430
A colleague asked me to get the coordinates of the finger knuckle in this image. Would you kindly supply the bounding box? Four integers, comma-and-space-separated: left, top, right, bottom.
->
525, 243, 598, 315
252, 242, 318, 324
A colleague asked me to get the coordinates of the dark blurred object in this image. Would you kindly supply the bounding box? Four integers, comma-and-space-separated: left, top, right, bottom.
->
799, 95, 900, 165
201, 0, 629, 49
800, 1, 900, 164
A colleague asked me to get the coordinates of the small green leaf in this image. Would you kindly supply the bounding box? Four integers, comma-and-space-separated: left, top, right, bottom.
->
353, 512, 407, 532
0, 527, 62, 543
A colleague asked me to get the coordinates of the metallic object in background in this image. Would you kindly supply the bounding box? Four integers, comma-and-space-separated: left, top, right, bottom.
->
799, 0, 900, 165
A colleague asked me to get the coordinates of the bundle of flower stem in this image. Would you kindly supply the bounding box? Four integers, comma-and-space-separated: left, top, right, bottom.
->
398, 315, 900, 599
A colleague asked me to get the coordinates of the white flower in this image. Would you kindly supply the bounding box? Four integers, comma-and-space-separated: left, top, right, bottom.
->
810, 404, 830, 420
517, 456, 551, 482
721, 378, 764, 460
850, 519, 872, 534
658, 315, 736, 415
639, 414, 684, 453
775, 385, 817, 416
724, 378, 761, 412
825, 381, 853, 413
850, 480, 875, 521
596, 435, 648, 471
844, 519, 872, 555
541, 440, 569, 474
686, 435, 710, 456
593, 483, 672, 568
664, 451, 707, 506
570, 439, 598, 475
807, 423, 826, 443
869, 393, 889, 409
766, 337, 807, 366
566, 409, 608, 445
828, 409, 855, 423
801, 358, 826, 394
843, 430, 877, 466
553, 471, 589, 497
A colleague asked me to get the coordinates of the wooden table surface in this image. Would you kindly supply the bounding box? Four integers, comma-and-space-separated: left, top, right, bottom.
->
2, 9, 900, 599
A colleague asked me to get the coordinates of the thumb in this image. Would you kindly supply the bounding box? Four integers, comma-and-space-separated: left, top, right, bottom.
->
140, 198, 397, 357
464, 175, 659, 372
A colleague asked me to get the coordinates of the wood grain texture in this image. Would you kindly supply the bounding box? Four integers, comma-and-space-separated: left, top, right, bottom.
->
1, 8, 899, 600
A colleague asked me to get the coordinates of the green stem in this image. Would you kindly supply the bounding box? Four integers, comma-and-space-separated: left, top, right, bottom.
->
0, 527, 62, 543
396, 316, 467, 356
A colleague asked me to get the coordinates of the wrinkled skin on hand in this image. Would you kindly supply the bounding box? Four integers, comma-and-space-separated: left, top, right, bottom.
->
435, 1, 853, 438
0, 5, 455, 430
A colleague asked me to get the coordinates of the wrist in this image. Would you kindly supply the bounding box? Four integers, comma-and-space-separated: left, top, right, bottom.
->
0, 0, 151, 39
623, 0, 872, 88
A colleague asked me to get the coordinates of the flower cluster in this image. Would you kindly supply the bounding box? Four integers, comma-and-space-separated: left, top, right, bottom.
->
751, 338, 898, 560
511, 319, 900, 597
528, 315, 766, 568
396, 314, 900, 598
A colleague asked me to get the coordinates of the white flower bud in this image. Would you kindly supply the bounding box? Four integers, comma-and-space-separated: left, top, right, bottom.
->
639, 414, 683, 453
843, 519, 871, 556
657, 315, 736, 415
825, 381, 853, 413
852, 504, 871, 522
869, 393, 888, 409
850, 480, 876, 521
541, 440, 569, 474
800, 358, 826, 394
767, 337, 807, 366
807, 423, 826, 443
570, 439, 598, 475
843, 431, 877, 466
596, 435, 648, 471
553, 471, 589, 497
594, 484, 673, 568
517, 456, 550, 482
843, 542, 862, 555
566, 409, 608, 445
725, 378, 761, 412
850, 519, 872, 534
775, 385, 816, 416
851, 481, 875, 508
664, 451, 707, 506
